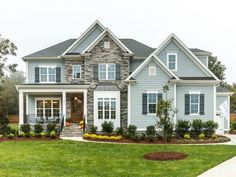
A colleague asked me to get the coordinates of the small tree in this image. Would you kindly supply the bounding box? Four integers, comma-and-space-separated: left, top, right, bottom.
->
156, 85, 177, 148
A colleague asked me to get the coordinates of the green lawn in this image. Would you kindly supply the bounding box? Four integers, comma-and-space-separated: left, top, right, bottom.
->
0, 140, 235, 177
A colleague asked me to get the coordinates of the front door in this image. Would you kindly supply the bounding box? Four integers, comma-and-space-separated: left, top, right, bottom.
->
71, 94, 83, 123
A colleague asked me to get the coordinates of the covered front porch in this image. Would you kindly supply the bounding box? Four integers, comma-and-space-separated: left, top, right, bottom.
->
16, 84, 89, 129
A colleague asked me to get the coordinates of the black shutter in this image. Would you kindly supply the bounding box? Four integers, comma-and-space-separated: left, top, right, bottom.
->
116, 64, 121, 80
185, 94, 190, 115
35, 67, 39, 83
56, 67, 61, 83
158, 93, 163, 102
93, 64, 98, 80
142, 93, 147, 115
200, 94, 205, 115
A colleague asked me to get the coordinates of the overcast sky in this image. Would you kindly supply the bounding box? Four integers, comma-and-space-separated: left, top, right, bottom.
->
1, 0, 236, 83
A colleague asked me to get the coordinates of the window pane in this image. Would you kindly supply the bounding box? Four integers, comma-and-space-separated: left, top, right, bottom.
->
108, 72, 115, 80
49, 75, 56, 82
99, 64, 106, 72
49, 67, 56, 74
37, 109, 43, 117
168, 55, 176, 62
99, 72, 106, 80
44, 100, 51, 108
53, 109, 60, 117
53, 100, 59, 108
40, 75, 47, 82
73, 65, 81, 78
148, 93, 157, 103
149, 104, 156, 114
169, 63, 176, 70
45, 109, 51, 117
111, 111, 116, 119
98, 111, 103, 119
40, 67, 47, 74
37, 100, 43, 108
108, 64, 115, 72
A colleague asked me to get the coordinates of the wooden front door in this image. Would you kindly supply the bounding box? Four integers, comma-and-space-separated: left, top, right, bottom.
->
71, 94, 83, 123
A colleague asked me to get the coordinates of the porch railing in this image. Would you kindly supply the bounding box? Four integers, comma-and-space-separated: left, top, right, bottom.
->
24, 114, 63, 124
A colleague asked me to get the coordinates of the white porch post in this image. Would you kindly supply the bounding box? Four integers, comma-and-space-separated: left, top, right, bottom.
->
62, 91, 66, 125
19, 91, 24, 126
84, 90, 87, 124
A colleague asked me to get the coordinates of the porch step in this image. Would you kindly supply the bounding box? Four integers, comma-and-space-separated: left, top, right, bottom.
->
60, 123, 83, 137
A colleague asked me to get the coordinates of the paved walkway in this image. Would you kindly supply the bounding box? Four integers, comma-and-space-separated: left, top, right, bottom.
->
198, 156, 236, 177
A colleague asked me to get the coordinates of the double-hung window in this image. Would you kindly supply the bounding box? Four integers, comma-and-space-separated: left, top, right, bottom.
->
72, 65, 81, 79
190, 93, 200, 114
167, 53, 177, 71
36, 98, 60, 118
39, 67, 56, 83
147, 93, 158, 114
98, 64, 116, 80
97, 98, 116, 119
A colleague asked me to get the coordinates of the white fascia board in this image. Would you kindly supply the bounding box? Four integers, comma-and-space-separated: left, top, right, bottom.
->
152, 33, 219, 81
169, 79, 218, 85
82, 28, 134, 54
126, 53, 179, 80
61, 20, 106, 56
216, 92, 234, 96
22, 56, 61, 61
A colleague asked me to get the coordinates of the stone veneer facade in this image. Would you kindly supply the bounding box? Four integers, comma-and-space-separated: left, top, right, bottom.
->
65, 35, 130, 129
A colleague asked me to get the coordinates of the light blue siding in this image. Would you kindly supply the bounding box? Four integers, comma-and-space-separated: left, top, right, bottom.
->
69, 24, 103, 53
216, 95, 229, 130
197, 55, 208, 67
157, 41, 208, 77
130, 58, 174, 129
27, 59, 65, 83
176, 85, 214, 122
130, 59, 144, 73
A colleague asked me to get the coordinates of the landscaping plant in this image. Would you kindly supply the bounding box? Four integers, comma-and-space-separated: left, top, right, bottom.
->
146, 126, 156, 136
50, 130, 57, 138
203, 120, 218, 138
176, 120, 191, 137
184, 134, 191, 140
47, 123, 56, 135
156, 85, 176, 148
21, 124, 31, 136
101, 121, 114, 134
116, 127, 124, 136
89, 125, 98, 134
127, 125, 137, 138
34, 123, 43, 136
191, 119, 204, 137
198, 133, 205, 139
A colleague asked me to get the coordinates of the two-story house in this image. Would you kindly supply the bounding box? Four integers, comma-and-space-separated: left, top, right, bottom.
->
17, 20, 232, 134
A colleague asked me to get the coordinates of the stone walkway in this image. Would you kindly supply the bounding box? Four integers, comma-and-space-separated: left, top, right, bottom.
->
198, 156, 236, 177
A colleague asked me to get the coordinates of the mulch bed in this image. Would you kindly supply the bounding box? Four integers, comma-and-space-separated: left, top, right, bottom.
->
229, 130, 236, 134
0, 137, 60, 142
84, 135, 230, 144
144, 152, 187, 161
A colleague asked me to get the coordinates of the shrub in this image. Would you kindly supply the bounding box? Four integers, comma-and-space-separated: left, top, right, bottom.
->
83, 133, 122, 141
146, 126, 156, 136
29, 131, 35, 137
191, 119, 204, 137
203, 120, 218, 138
127, 125, 137, 138
21, 124, 31, 135
89, 125, 98, 134
47, 123, 56, 135
116, 127, 124, 136
140, 133, 146, 140
50, 130, 57, 138
198, 133, 205, 139
231, 121, 236, 130
18, 131, 25, 137
7, 133, 14, 139
34, 123, 43, 135
40, 132, 46, 137
132, 133, 141, 142
176, 120, 191, 137
147, 135, 155, 142
184, 134, 190, 140
101, 121, 114, 134
0, 116, 10, 135
212, 134, 217, 139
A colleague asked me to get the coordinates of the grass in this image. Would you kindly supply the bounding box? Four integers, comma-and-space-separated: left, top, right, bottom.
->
0, 141, 235, 177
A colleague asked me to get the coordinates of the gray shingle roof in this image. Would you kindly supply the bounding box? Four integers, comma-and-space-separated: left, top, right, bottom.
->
216, 86, 231, 92
95, 83, 120, 91
23, 39, 76, 58
189, 48, 211, 55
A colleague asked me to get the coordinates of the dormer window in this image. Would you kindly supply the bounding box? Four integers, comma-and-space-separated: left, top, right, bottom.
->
167, 52, 177, 71
104, 41, 110, 49
149, 66, 156, 76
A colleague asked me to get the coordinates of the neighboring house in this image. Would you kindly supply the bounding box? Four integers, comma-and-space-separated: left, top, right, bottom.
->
16, 20, 233, 134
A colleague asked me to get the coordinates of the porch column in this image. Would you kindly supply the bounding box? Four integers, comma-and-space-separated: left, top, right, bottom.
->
62, 91, 66, 125
19, 91, 24, 126
84, 90, 87, 124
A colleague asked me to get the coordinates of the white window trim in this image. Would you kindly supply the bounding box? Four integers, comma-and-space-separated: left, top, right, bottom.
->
167, 52, 178, 71
149, 66, 156, 76
98, 63, 116, 80
39, 66, 57, 83
72, 65, 81, 79
97, 97, 117, 120
35, 97, 61, 118
147, 91, 158, 115
189, 92, 200, 115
